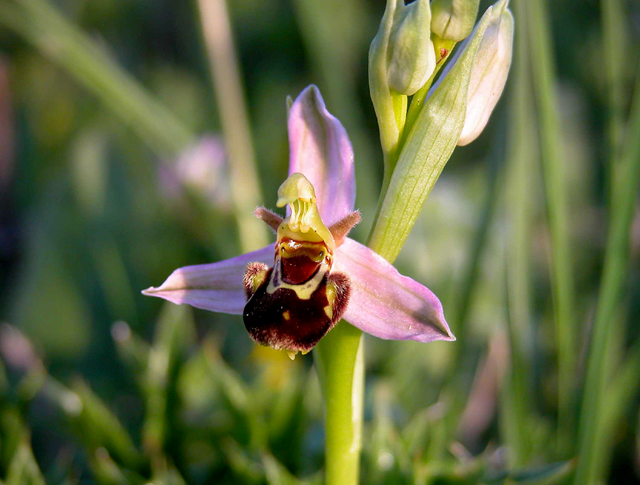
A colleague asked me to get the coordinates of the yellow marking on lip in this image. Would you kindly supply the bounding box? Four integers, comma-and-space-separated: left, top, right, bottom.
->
323, 305, 333, 319
283, 310, 291, 321
251, 271, 268, 294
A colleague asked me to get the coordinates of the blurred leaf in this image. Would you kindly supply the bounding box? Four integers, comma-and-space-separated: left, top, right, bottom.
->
362, 383, 412, 484
5, 440, 45, 485
40, 376, 143, 472
0, 360, 8, 396
149, 462, 188, 485
601, 0, 631, 163
11, 241, 91, 359
220, 438, 264, 485
484, 460, 574, 485
71, 381, 144, 471
176, 349, 218, 412
88, 448, 146, 485
92, 238, 138, 325
203, 339, 267, 451
575, 72, 640, 485
266, 369, 306, 471
0, 409, 25, 475
111, 321, 150, 386
143, 303, 196, 458
70, 127, 108, 216
262, 452, 311, 485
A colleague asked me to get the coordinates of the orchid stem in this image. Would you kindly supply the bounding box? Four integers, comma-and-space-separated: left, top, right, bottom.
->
316, 158, 417, 484
197, 0, 269, 253
314, 324, 364, 485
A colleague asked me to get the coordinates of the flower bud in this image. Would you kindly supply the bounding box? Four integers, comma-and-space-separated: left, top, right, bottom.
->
431, 0, 480, 41
458, 0, 513, 146
387, 0, 437, 95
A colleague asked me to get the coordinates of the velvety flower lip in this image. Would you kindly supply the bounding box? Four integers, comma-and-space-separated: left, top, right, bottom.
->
143, 85, 454, 350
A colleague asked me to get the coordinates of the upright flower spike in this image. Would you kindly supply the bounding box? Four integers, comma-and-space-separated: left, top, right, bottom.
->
143, 86, 454, 356
368, 4, 500, 262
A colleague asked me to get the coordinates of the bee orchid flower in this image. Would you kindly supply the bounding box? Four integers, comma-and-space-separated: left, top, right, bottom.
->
143, 85, 454, 356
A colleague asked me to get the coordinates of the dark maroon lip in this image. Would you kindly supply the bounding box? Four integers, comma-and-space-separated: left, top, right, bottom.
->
242, 268, 351, 352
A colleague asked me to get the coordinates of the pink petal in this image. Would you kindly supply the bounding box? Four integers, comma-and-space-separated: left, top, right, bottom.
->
288, 85, 355, 226
334, 238, 455, 343
142, 245, 274, 314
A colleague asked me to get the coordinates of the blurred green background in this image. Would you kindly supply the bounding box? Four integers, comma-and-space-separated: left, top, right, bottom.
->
0, 0, 639, 483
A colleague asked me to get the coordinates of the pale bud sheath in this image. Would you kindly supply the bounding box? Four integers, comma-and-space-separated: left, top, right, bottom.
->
387, 0, 437, 95
431, 0, 480, 42
458, 0, 513, 146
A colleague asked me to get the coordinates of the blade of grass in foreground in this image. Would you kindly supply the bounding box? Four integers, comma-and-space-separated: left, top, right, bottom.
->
574, 74, 640, 485
526, 0, 577, 445
601, 0, 629, 165
590, 341, 640, 484
0, 0, 195, 158
500, 0, 538, 467
196, 0, 269, 252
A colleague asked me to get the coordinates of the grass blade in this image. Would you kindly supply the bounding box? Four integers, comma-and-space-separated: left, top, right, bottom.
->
526, 0, 577, 442
196, 0, 269, 252
500, 0, 539, 466
574, 73, 640, 485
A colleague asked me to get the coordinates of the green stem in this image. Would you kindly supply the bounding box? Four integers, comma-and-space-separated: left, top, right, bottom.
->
526, 0, 577, 445
574, 74, 640, 485
196, 0, 269, 253
314, 324, 364, 485
317, 115, 444, 482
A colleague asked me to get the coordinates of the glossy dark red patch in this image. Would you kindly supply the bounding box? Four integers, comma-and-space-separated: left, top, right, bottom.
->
243, 269, 351, 352
280, 254, 321, 284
